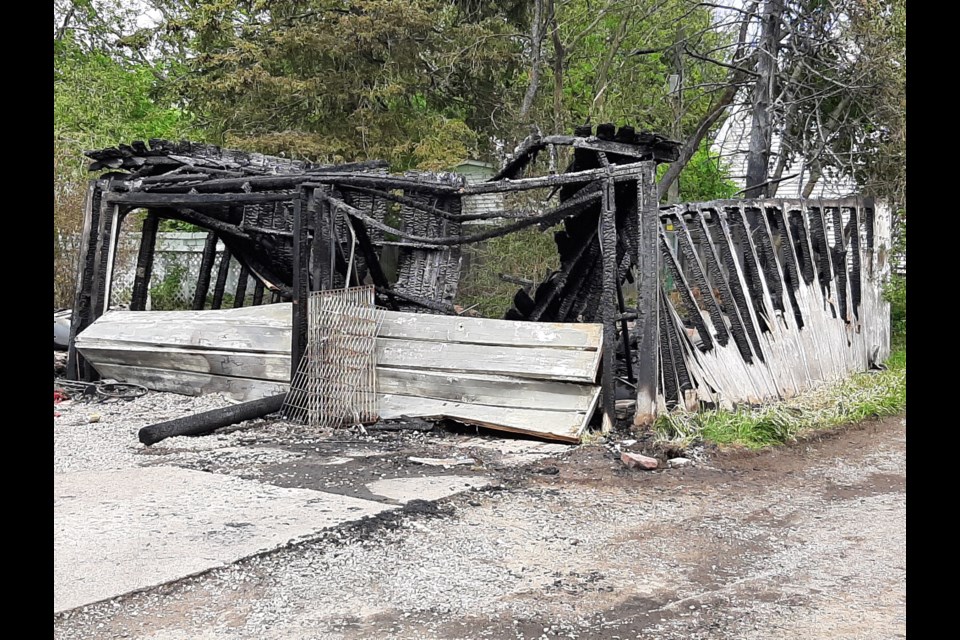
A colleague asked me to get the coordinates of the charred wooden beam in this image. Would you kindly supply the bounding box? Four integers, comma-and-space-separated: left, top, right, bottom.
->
88, 199, 123, 320
490, 132, 544, 181
828, 206, 849, 322
710, 209, 765, 360
340, 184, 546, 223
687, 207, 755, 363
139, 160, 388, 193
658, 291, 681, 408
378, 288, 459, 315
788, 208, 816, 285
660, 229, 713, 352
234, 265, 250, 308
672, 213, 730, 346
87, 138, 312, 176
349, 216, 400, 310
600, 176, 619, 432
211, 249, 232, 310
129, 212, 161, 311
462, 161, 650, 195
616, 277, 634, 382
192, 232, 219, 310
303, 175, 461, 195
105, 191, 296, 206
291, 189, 310, 382
847, 206, 862, 320
748, 207, 786, 315
633, 165, 660, 425
317, 187, 601, 247
163, 208, 252, 243
726, 207, 769, 334
139, 393, 286, 446
806, 205, 835, 314
67, 182, 105, 381
769, 206, 805, 329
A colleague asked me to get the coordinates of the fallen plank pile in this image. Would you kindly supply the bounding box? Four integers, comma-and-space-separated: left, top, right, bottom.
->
374, 310, 602, 442
76, 304, 602, 443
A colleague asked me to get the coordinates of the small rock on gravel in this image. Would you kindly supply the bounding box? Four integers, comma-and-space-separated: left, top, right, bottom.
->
621, 452, 658, 470
668, 457, 692, 468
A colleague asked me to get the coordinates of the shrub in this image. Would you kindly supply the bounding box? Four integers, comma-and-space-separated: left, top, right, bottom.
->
149, 264, 188, 311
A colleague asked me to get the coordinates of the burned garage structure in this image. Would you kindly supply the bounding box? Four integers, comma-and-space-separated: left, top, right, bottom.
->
67, 124, 891, 442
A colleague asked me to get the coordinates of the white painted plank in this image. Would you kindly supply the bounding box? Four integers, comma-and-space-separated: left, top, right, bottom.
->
377, 337, 601, 382
90, 363, 288, 401
77, 342, 291, 382
378, 368, 599, 413
76, 323, 292, 354
99, 304, 292, 326
377, 310, 602, 349
378, 394, 593, 442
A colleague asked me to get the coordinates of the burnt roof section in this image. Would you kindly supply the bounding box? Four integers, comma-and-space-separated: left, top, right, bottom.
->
493, 124, 680, 181
84, 139, 388, 179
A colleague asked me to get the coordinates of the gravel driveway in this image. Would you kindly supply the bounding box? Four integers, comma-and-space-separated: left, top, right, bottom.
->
54, 403, 905, 640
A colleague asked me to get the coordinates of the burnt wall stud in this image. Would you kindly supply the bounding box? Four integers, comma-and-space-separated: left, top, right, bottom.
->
600, 176, 619, 432
129, 212, 161, 311
192, 232, 219, 310
634, 163, 660, 425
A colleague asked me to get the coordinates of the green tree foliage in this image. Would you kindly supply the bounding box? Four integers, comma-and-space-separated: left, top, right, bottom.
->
148, 0, 526, 169
544, 0, 729, 137
54, 30, 192, 306
657, 139, 739, 202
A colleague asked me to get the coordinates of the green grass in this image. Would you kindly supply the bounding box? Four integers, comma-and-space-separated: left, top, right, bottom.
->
655, 337, 906, 450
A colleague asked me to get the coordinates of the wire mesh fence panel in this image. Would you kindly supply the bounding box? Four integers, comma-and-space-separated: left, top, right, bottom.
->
284, 285, 384, 428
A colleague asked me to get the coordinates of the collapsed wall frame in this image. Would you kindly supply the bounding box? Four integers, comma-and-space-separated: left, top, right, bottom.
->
66, 125, 891, 438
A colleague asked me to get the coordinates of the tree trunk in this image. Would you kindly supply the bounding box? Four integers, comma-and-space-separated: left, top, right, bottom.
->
519, 0, 546, 122
657, 83, 740, 198
590, 9, 633, 120
549, 0, 564, 134
657, 1, 759, 199
744, 0, 784, 199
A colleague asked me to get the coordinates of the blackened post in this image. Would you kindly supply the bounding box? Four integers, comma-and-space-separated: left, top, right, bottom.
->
291, 187, 311, 383
211, 248, 232, 310
253, 280, 265, 306
88, 199, 122, 321
130, 212, 161, 311
311, 195, 333, 290
192, 232, 219, 310
616, 279, 634, 381
634, 163, 660, 425
234, 265, 250, 308
67, 182, 103, 380
600, 176, 618, 433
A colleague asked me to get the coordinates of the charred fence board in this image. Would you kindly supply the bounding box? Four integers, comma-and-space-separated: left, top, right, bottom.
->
657, 197, 891, 408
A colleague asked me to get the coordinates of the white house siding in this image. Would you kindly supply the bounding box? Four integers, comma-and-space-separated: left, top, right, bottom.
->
712, 104, 859, 199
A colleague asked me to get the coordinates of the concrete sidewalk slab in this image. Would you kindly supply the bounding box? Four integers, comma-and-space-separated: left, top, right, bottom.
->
365, 475, 491, 503
54, 467, 397, 613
